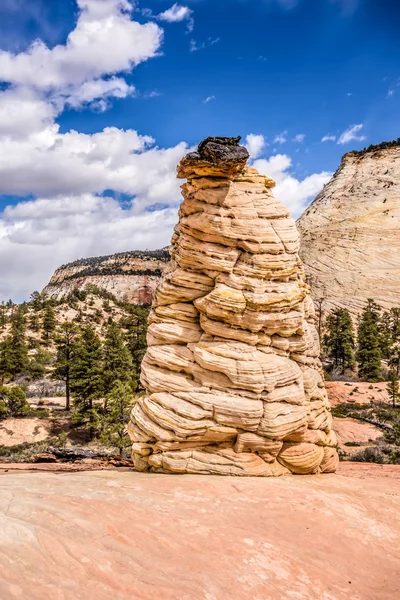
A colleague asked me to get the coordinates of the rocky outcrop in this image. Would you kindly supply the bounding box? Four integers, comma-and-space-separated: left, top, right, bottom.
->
43, 250, 169, 304
297, 142, 400, 316
128, 136, 337, 476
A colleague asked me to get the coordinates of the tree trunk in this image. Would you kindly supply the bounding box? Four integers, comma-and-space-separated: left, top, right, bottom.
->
66, 373, 70, 411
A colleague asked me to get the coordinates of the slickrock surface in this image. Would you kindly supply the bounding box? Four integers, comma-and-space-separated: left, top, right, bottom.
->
43, 249, 169, 303
1, 468, 399, 600
129, 137, 338, 476
297, 144, 400, 316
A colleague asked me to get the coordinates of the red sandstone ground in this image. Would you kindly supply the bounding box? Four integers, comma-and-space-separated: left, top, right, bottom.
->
325, 381, 388, 407
1, 465, 399, 600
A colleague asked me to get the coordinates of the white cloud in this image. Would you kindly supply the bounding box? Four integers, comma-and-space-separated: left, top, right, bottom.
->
158, 3, 194, 31
273, 131, 287, 144
0, 0, 191, 300
321, 135, 336, 142
293, 133, 305, 143
0, 1, 332, 301
245, 134, 267, 159
0, 0, 162, 108
252, 154, 332, 217
0, 195, 178, 300
337, 123, 366, 145
387, 89, 394, 98
143, 3, 194, 32
0, 88, 57, 138
203, 95, 215, 103
0, 124, 187, 201
190, 37, 220, 52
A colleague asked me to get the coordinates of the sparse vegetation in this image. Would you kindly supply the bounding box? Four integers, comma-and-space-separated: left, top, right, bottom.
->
349, 138, 400, 157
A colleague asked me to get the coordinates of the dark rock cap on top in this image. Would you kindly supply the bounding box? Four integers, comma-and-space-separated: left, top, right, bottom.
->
177, 136, 250, 179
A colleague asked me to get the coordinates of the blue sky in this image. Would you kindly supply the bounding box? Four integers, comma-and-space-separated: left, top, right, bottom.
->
0, 0, 398, 300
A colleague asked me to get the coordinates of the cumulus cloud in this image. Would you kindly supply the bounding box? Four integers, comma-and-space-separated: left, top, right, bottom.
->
143, 3, 194, 32
337, 123, 366, 145
0, 196, 178, 300
0, 1, 331, 301
321, 134, 336, 142
158, 4, 194, 31
0, 88, 57, 138
0, 0, 162, 108
203, 95, 215, 103
245, 134, 267, 159
0, 0, 184, 300
252, 154, 332, 217
273, 131, 288, 144
293, 133, 305, 143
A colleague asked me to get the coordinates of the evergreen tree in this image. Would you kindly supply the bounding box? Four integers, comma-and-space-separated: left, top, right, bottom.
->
70, 325, 103, 437
28, 347, 53, 380
379, 307, 400, 359
53, 322, 78, 411
0, 385, 30, 417
30, 291, 44, 312
324, 308, 355, 372
8, 306, 29, 377
0, 301, 7, 331
356, 299, 383, 382
42, 304, 57, 342
387, 369, 399, 409
102, 321, 133, 397
100, 381, 134, 456
0, 338, 13, 383
123, 306, 149, 390
29, 312, 41, 332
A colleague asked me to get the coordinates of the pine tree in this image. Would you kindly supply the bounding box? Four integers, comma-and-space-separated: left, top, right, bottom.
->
28, 347, 53, 380
102, 321, 133, 397
53, 322, 78, 411
356, 299, 383, 382
0, 385, 30, 417
0, 301, 7, 331
324, 308, 355, 373
100, 381, 135, 456
124, 306, 149, 390
379, 307, 400, 359
30, 291, 44, 312
42, 304, 57, 342
0, 338, 13, 383
70, 325, 103, 437
8, 306, 29, 377
387, 369, 399, 409
29, 312, 41, 332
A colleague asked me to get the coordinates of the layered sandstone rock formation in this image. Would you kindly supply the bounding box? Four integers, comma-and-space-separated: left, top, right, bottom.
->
298, 142, 400, 316
128, 136, 338, 476
43, 250, 169, 304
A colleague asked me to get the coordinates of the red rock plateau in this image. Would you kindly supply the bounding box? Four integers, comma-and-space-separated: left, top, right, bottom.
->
1, 466, 399, 600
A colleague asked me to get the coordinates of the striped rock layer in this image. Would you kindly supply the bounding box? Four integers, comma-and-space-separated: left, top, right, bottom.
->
128, 137, 338, 476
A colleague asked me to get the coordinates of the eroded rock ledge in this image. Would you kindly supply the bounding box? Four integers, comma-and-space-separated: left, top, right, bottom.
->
128, 136, 338, 476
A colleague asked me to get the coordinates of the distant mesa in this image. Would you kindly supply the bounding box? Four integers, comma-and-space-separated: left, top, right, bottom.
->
297, 138, 400, 316
43, 249, 170, 305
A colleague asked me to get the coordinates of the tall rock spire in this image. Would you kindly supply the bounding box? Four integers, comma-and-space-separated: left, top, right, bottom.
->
128, 136, 338, 476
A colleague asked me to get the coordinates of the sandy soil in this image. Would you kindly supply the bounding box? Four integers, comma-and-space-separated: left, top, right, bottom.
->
29, 396, 67, 409
0, 466, 399, 600
0, 418, 51, 447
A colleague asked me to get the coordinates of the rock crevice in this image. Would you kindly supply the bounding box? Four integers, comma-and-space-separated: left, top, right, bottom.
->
128, 136, 338, 476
